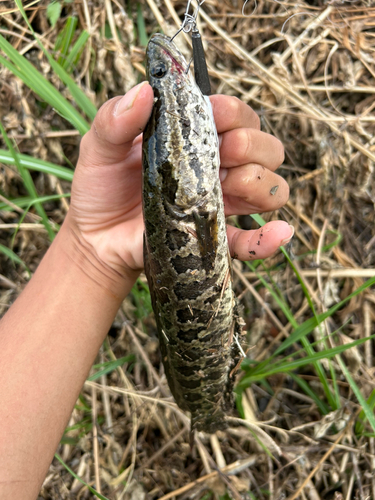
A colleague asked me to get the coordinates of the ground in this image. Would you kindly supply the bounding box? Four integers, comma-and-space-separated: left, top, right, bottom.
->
0, 1, 374, 499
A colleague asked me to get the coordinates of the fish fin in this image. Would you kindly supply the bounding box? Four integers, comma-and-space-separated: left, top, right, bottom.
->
192, 209, 218, 272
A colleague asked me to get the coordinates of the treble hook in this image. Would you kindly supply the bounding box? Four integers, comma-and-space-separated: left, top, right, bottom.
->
170, 0, 206, 42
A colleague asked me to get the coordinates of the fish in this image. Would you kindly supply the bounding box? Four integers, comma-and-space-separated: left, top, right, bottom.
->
142, 34, 243, 433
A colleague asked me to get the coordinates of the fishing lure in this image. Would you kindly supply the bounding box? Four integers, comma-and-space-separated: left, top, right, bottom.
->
142, 34, 243, 433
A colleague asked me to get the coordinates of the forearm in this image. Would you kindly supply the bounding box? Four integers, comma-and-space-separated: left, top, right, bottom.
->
0, 213, 137, 499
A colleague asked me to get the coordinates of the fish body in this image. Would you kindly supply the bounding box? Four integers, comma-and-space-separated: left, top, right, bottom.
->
142, 34, 242, 433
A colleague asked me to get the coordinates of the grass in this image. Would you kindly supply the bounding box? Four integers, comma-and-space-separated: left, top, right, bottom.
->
1, 1, 374, 499
55, 454, 111, 500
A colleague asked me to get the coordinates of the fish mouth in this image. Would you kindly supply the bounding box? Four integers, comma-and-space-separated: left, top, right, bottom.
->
147, 33, 188, 72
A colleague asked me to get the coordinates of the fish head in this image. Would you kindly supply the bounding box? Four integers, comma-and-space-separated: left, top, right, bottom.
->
146, 34, 192, 93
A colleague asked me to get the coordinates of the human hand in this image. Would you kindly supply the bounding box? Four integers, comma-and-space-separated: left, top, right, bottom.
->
68, 82, 292, 288
210, 94, 292, 261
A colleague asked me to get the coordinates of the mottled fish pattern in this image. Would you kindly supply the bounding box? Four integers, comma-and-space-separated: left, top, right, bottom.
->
142, 34, 242, 433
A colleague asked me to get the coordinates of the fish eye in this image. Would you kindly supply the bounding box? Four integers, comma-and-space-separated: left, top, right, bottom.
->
150, 61, 168, 79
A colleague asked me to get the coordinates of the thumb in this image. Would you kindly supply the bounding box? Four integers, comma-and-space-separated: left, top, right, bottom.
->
79, 82, 154, 166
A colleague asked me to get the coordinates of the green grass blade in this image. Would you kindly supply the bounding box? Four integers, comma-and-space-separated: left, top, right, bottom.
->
249, 215, 375, 360
337, 356, 375, 433
289, 373, 330, 414
355, 389, 375, 435
88, 355, 135, 381
245, 261, 295, 325
0, 149, 74, 181
250, 214, 266, 227
47, 1, 62, 28
9, 197, 62, 247
0, 123, 55, 241
249, 213, 337, 408
13, 1, 97, 123
285, 255, 339, 409
57, 17, 78, 66
0, 40, 90, 135
0, 193, 70, 212
295, 230, 342, 260
9, 203, 33, 249
284, 234, 337, 406
63, 30, 90, 72
246, 323, 350, 377
64, 416, 92, 435
248, 328, 372, 379
238, 334, 375, 388
136, 2, 148, 46
131, 278, 153, 321
274, 276, 375, 357
0, 51, 83, 127
0, 195, 33, 211
54, 454, 111, 500
250, 214, 341, 255
0, 244, 31, 276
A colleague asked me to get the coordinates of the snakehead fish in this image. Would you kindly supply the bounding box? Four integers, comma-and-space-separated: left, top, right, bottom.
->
142, 34, 243, 433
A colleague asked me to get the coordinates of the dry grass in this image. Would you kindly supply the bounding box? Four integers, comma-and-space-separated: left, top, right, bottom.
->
1, 0, 375, 499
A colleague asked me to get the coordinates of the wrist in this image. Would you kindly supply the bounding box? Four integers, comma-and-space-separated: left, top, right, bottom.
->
0, 213, 138, 499
59, 211, 140, 301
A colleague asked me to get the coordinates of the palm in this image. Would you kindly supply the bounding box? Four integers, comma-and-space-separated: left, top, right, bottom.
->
68, 85, 291, 276
70, 139, 146, 271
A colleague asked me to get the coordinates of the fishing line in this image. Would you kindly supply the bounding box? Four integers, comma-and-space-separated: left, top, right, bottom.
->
242, 0, 258, 17
170, 0, 211, 96
281, 11, 316, 34
170, 0, 206, 42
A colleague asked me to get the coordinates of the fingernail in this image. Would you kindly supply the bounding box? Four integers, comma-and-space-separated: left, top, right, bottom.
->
281, 224, 294, 245
115, 81, 149, 116
219, 168, 228, 182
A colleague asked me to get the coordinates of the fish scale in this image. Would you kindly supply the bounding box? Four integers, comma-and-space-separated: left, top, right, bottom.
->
142, 33, 243, 433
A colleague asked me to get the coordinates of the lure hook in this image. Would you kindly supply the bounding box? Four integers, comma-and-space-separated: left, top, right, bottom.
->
170, 0, 206, 42
170, 0, 211, 96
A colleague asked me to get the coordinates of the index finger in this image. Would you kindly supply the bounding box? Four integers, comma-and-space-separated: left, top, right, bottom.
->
210, 95, 260, 133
